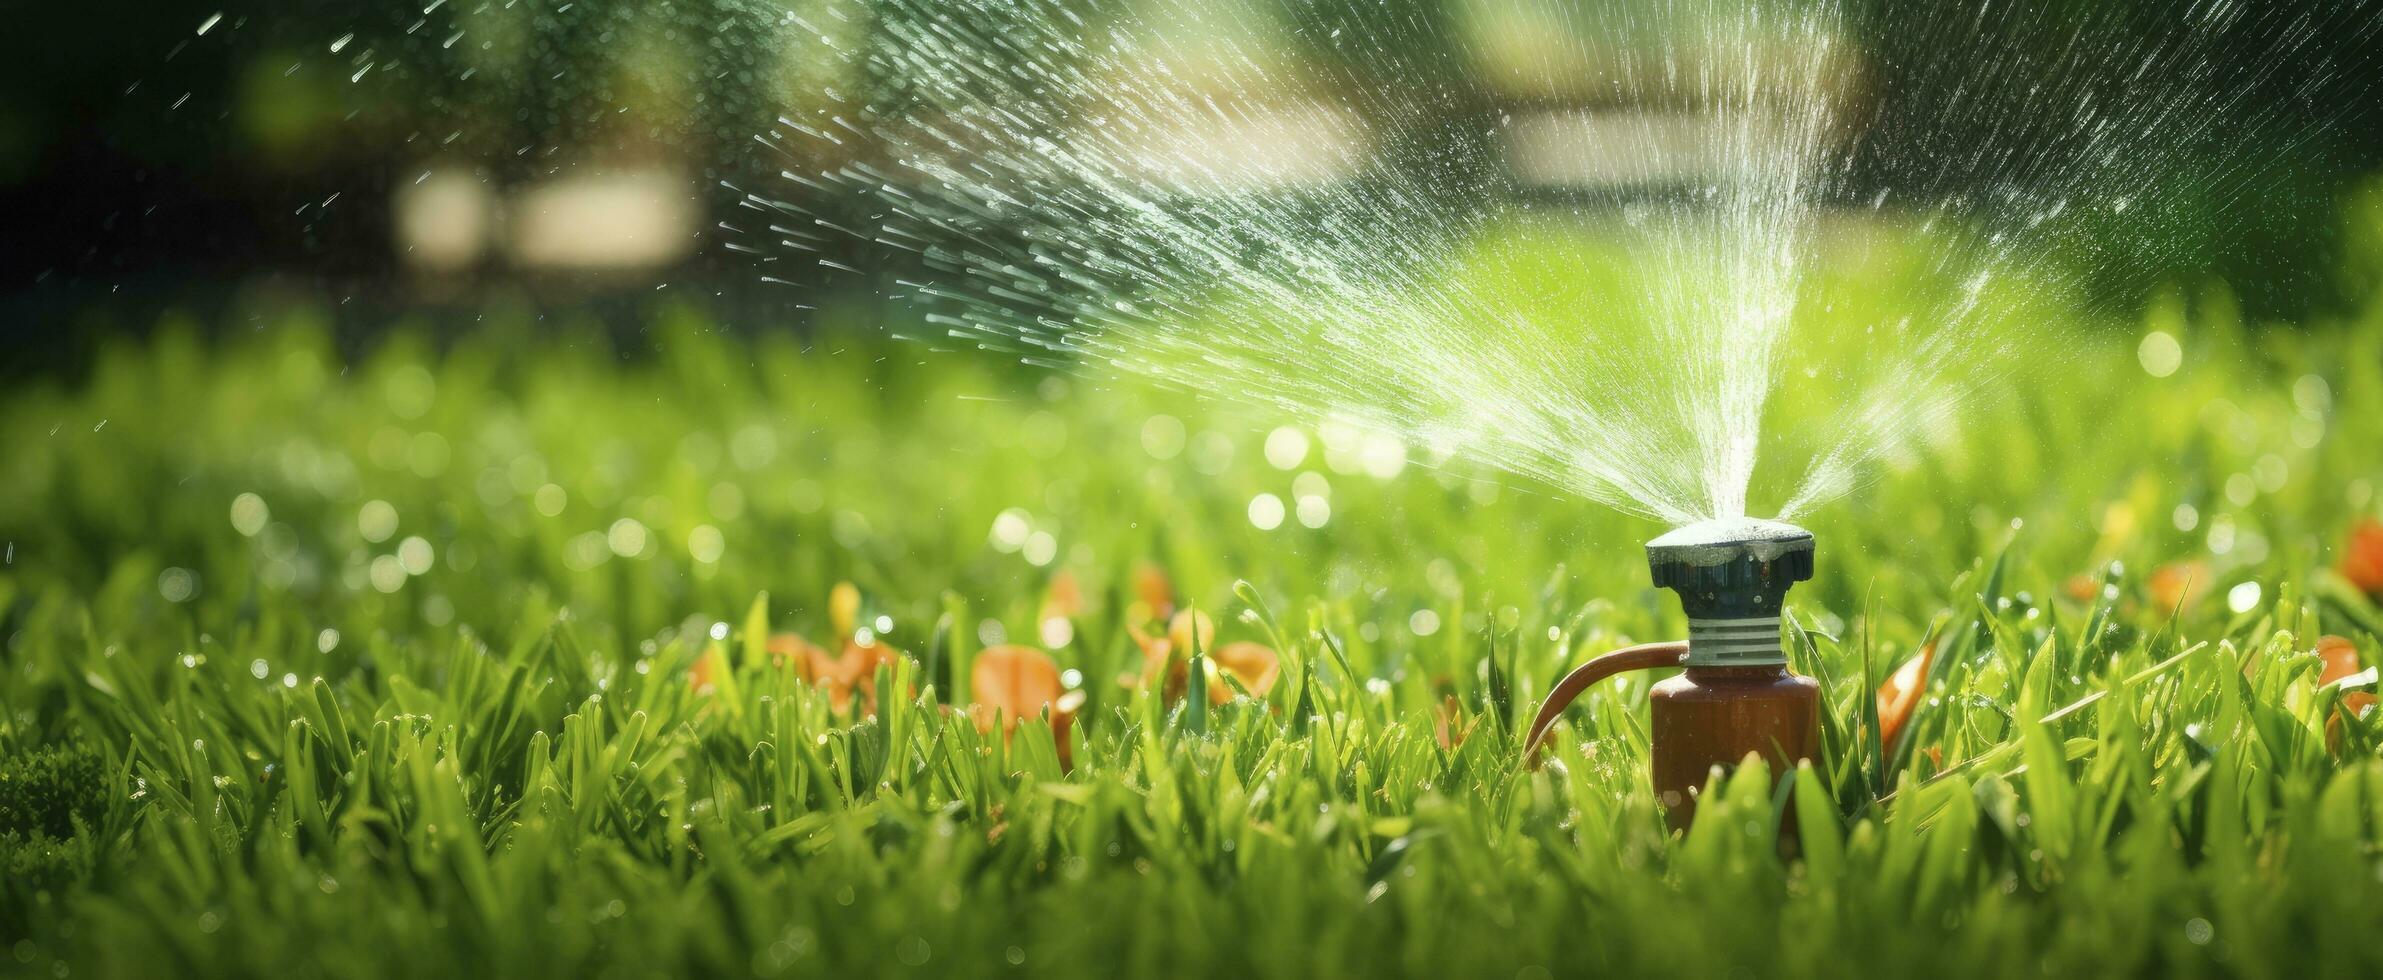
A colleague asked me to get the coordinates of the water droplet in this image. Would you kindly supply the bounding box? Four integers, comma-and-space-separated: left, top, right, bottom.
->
2137, 331, 2183, 377
1247, 493, 1285, 530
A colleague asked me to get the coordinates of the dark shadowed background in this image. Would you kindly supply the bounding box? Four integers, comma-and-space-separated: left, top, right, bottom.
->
3, 0, 2380, 375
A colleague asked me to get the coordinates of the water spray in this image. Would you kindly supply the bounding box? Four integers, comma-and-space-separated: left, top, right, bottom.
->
1524, 518, 1821, 829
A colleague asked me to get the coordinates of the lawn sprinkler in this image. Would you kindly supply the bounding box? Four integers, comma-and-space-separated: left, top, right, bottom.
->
1523, 517, 1821, 830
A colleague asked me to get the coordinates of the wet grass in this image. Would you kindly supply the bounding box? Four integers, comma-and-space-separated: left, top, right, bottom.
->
3, 282, 2383, 978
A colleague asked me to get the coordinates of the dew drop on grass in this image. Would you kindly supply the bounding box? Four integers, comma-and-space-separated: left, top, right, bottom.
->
158, 568, 198, 603
2207, 517, 2236, 555
2226, 582, 2262, 614
1140, 414, 1186, 459
2225, 475, 2255, 507
1023, 531, 1058, 566
230, 493, 269, 536
606, 518, 649, 558
1296, 495, 1331, 528
1359, 433, 1407, 479
1042, 618, 1074, 648
2292, 375, 2332, 418
1247, 493, 1285, 530
1293, 472, 1331, 500
368, 555, 406, 593
397, 536, 435, 575
2253, 455, 2289, 493
989, 508, 1031, 552
688, 525, 726, 564
358, 500, 399, 542
1263, 428, 1309, 470
2138, 331, 2183, 377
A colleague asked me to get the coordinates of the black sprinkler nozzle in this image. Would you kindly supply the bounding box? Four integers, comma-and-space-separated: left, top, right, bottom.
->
1646, 517, 1815, 666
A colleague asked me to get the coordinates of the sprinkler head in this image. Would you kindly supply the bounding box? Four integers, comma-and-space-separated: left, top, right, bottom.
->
1646, 517, 1815, 666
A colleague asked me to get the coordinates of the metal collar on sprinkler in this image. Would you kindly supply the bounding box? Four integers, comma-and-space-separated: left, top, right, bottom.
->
1646, 517, 1815, 667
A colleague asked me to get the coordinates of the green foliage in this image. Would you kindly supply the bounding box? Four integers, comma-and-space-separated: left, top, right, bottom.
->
0, 740, 115, 934
0, 741, 107, 842
3, 229, 2383, 975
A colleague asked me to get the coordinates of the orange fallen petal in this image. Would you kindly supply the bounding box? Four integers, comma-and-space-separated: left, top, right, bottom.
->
2060, 574, 2101, 604
1877, 644, 1933, 753
1169, 609, 1216, 659
971, 644, 1065, 734
1120, 610, 1211, 705
2342, 521, 2383, 597
1132, 563, 1176, 621
1128, 632, 1179, 690
690, 647, 727, 694
806, 660, 862, 713
844, 637, 911, 716
2148, 560, 2210, 615
768, 632, 830, 672
2317, 635, 2375, 753
1434, 694, 1471, 750
1128, 621, 1163, 658
694, 631, 825, 694
2317, 635, 2376, 716
1043, 569, 1086, 622
1206, 642, 1281, 704
788, 637, 903, 716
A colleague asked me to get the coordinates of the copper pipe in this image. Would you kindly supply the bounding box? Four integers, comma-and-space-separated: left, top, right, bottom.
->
1520, 640, 1689, 768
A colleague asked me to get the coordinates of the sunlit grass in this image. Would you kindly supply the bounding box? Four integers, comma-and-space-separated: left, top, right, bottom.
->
3, 254, 2383, 975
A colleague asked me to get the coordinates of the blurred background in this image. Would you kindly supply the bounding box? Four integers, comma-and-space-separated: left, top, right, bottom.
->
5, 0, 2382, 377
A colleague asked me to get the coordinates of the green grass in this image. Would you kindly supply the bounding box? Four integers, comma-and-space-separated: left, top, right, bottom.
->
6, 230, 2383, 977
